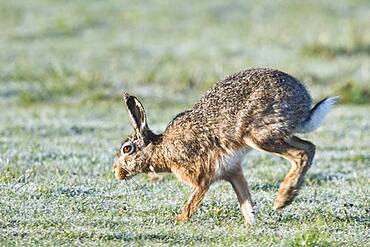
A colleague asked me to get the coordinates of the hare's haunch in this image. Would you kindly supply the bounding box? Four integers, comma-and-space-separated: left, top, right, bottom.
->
113, 68, 337, 225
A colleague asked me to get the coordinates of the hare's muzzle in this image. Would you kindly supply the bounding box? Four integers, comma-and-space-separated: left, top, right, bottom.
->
113, 162, 130, 180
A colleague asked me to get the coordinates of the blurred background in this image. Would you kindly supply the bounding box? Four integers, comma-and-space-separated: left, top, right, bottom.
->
1, 0, 369, 107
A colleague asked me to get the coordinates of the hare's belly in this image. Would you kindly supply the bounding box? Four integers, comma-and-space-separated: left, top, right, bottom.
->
215, 147, 250, 179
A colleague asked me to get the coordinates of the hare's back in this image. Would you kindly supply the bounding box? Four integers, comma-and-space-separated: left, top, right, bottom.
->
192, 68, 312, 137
196, 68, 311, 110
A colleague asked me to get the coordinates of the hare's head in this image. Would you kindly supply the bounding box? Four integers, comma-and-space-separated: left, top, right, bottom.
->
113, 93, 159, 180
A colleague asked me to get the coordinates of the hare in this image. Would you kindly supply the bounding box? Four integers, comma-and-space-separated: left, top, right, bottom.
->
113, 68, 337, 225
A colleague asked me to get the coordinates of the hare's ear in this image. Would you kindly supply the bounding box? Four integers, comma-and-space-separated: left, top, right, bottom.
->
123, 92, 149, 136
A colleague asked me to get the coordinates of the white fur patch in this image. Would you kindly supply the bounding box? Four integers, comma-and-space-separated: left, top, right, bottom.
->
216, 147, 250, 179
297, 96, 338, 133
241, 201, 256, 224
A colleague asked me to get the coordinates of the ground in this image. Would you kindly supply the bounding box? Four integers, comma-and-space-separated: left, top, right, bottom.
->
0, 0, 369, 246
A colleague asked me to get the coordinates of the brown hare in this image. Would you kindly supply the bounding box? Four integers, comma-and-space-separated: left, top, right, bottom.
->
113, 68, 337, 225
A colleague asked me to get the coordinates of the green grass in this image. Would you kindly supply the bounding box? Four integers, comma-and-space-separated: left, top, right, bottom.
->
0, 0, 369, 246
335, 80, 370, 104
0, 104, 369, 246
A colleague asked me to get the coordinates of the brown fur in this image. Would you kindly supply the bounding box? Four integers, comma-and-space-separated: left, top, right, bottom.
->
113, 68, 335, 225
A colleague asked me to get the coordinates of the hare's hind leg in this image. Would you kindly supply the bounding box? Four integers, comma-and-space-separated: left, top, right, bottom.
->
273, 136, 316, 209
246, 135, 315, 209
225, 166, 256, 225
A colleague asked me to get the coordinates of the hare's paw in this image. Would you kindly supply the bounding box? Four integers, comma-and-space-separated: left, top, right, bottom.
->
242, 210, 257, 226
274, 199, 286, 210
274, 187, 298, 209
175, 213, 189, 222
246, 213, 257, 225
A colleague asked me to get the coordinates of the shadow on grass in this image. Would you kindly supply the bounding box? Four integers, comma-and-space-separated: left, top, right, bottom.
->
5, 230, 221, 244
5, 231, 215, 244
104, 232, 215, 243
305, 172, 345, 185
251, 182, 279, 191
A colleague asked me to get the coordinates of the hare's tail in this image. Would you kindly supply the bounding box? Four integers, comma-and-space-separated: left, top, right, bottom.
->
296, 96, 339, 134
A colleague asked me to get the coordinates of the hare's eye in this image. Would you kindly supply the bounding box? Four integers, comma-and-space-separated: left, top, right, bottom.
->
121, 144, 135, 155
123, 146, 131, 153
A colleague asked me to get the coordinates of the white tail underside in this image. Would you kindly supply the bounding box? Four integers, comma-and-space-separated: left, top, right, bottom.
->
296, 96, 339, 134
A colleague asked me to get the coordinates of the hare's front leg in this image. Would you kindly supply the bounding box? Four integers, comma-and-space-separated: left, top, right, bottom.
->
226, 167, 256, 225
175, 185, 209, 222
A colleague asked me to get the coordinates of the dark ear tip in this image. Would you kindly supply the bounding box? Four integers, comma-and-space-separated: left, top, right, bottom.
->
122, 92, 131, 101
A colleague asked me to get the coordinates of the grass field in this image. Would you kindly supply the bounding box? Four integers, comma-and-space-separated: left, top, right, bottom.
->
0, 0, 369, 246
